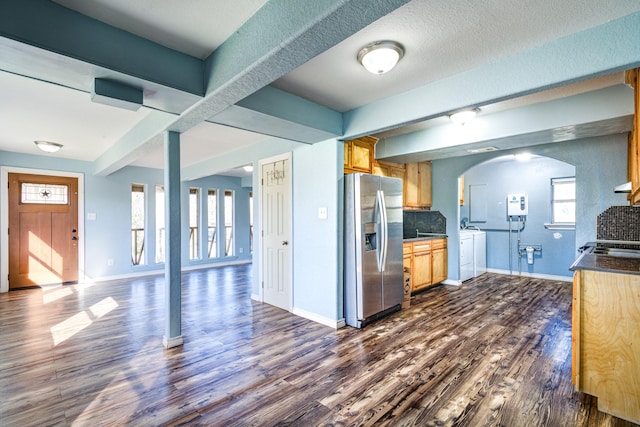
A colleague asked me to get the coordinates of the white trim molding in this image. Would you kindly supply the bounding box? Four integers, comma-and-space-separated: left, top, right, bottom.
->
486, 268, 573, 282
292, 307, 346, 329
162, 335, 184, 348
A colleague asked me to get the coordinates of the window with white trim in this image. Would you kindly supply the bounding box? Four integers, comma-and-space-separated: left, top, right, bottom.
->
551, 177, 575, 224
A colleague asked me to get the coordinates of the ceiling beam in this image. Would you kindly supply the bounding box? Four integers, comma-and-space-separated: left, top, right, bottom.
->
0, 0, 203, 95
169, 0, 411, 133
375, 85, 634, 163
93, 110, 177, 176
210, 86, 343, 144
343, 11, 640, 140
97, 0, 409, 175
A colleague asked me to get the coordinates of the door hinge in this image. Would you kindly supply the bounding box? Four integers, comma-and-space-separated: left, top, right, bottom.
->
261, 281, 264, 288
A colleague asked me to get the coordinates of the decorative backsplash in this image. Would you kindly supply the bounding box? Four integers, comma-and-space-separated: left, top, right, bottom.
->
403, 210, 446, 238
596, 206, 640, 241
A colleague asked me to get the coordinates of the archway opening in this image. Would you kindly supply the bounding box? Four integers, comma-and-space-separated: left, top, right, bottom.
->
458, 153, 576, 279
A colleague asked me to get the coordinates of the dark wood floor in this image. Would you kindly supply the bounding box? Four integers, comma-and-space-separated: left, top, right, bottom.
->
0, 265, 637, 426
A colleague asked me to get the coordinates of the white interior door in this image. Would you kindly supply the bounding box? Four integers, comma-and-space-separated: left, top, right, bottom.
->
261, 156, 291, 310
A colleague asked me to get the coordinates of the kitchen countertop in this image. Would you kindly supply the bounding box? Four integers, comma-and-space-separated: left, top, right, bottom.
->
403, 234, 447, 242
570, 245, 640, 276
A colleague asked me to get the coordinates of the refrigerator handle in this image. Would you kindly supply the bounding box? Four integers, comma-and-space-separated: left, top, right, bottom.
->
377, 190, 388, 272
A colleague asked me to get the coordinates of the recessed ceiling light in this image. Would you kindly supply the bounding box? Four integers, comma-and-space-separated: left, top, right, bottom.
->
243, 165, 253, 172
357, 41, 404, 75
450, 108, 480, 125
34, 140, 63, 153
515, 152, 532, 161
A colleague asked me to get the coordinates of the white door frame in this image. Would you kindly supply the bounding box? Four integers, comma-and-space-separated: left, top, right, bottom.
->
1, 166, 85, 293
258, 152, 293, 310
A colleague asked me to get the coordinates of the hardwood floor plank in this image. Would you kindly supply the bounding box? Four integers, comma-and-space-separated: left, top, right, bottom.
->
0, 266, 638, 426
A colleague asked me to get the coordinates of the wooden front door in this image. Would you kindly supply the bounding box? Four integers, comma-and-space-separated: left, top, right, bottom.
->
8, 173, 79, 289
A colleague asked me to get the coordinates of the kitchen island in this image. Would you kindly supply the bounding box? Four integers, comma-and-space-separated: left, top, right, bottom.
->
403, 235, 447, 294
569, 246, 640, 424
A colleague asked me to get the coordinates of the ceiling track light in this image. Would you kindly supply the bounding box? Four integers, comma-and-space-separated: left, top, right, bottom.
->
34, 140, 63, 153
450, 108, 481, 125
357, 41, 404, 75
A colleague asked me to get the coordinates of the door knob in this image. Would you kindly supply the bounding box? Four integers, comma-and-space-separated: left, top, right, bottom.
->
282, 241, 288, 246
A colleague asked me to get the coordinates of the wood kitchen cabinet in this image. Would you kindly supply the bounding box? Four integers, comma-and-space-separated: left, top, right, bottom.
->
344, 136, 377, 174
572, 269, 640, 423
372, 160, 405, 180
404, 161, 432, 209
404, 238, 448, 293
626, 68, 640, 205
411, 241, 432, 291
431, 239, 448, 284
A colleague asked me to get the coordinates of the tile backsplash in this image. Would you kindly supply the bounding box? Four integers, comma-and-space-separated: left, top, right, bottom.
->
596, 205, 640, 241
403, 210, 446, 238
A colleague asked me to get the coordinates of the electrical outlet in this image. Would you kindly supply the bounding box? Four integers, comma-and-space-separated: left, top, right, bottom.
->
239, 248, 244, 254
107, 259, 114, 266
318, 207, 328, 219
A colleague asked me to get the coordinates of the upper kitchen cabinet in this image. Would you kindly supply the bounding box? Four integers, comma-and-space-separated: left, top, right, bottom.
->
344, 136, 377, 174
372, 160, 405, 180
627, 68, 640, 205
404, 161, 432, 209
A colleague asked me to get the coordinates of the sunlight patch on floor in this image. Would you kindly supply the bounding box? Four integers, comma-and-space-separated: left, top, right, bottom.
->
50, 297, 119, 345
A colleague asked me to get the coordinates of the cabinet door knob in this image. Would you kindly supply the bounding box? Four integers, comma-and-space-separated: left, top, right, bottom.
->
282, 241, 288, 246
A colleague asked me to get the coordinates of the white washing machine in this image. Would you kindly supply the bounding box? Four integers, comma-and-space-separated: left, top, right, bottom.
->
459, 229, 486, 281
472, 230, 486, 277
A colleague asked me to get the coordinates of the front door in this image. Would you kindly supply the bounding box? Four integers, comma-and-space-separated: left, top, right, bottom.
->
261, 157, 291, 310
8, 173, 79, 288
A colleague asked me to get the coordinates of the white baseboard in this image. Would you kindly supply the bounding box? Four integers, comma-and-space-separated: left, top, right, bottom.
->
86, 260, 252, 283
162, 335, 184, 348
251, 293, 261, 302
292, 307, 346, 329
441, 279, 462, 286
485, 268, 572, 282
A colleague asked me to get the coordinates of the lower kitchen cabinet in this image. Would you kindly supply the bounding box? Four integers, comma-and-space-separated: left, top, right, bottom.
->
412, 241, 432, 291
572, 269, 640, 423
431, 239, 448, 284
404, 238, 448, 293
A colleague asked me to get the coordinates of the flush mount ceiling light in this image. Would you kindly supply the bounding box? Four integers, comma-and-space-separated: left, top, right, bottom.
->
34, 140, 63, 153
515, 152, 532, 161
450, 108, 481, 125
357, 41, 404, 75
243, 165, 254, 172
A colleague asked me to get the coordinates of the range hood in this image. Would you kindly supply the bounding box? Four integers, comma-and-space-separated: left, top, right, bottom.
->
614, 181, 632, 193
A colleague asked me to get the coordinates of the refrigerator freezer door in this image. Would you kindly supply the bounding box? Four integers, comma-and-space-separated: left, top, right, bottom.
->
358, 174, 384, 321
380, 176, 404, 311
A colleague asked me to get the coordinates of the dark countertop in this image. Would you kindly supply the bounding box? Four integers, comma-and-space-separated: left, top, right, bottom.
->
403, 234, 447, 243
570, 246, 640, 276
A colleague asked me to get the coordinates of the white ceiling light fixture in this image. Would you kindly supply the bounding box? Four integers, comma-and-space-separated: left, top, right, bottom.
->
450, 108, 480, 125
243, 165, 253, 172
34, 140, 63, 153
357, 41, 404, 75
515, 152, 532, 161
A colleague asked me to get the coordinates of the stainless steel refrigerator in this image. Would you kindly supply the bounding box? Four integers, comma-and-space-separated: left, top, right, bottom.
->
344, 173, 404, 328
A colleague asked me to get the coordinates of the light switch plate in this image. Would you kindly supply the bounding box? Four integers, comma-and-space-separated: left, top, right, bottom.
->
318, 207, 327, 219
87, 213, 97, 220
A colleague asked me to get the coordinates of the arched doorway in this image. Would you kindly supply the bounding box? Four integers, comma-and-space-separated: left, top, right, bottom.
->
458, 154, 576, 279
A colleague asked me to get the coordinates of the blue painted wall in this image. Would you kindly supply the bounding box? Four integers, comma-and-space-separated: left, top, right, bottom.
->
0, 150, 252, 281
292, 139, 341, 321
460, 156, 576, 277
432, 134, 629, 281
